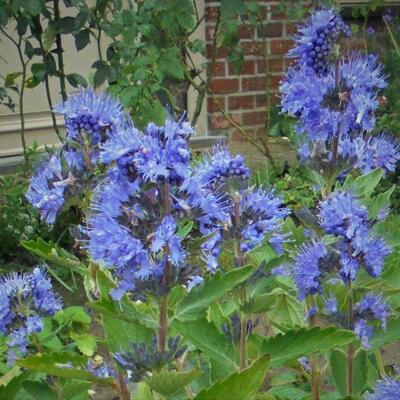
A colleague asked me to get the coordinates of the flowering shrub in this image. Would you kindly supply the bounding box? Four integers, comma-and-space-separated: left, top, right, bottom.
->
1, 6, 400, 400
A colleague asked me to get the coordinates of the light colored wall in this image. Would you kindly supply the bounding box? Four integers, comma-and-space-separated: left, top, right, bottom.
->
0, 0, 207, 158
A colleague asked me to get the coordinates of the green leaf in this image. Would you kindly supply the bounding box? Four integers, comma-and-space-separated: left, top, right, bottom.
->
174, 265, 255, 321
42, 25, 56, 52
66, 73, 87, 88
344, 169, 383, 201
74, 30, 90, 52
220, 0, 245, 19
22, 381, 56, 400
55, 306, 91, 326
177, 220, 194, 239
264, 288, 306, 333
70, 333, 96, 356
146, 368, 201, 397
370, 317, 400, 350
135, 382, 154, 400
31, 63, 46, 81
256, 327, 355, 367
267, 385, 308, 400
172, 318, 238, 368
5, 72, 22, 87
0, 366, 21, 387
57, 16, 76, 34
194, 355, 269, 400
158, 47, 185, 80
17, 352, 113, 385
330, 349, 368, 397
22, 238, 86, 274
368, 186, 394, 220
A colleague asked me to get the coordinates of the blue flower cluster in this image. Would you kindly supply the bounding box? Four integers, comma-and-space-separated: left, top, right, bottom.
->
366, 378, 400, 400
281, 8, 400, 176
289, 8, 351, 74
101, 118, 193, 185
192, 145, 288, 270
27, 89, 127, 224
0, 266, 62, 363
54, 88, 125, 144
320, 191, 390, 280
86, 120, 228, 300
26, 153, 74, 224
355, 293, 389, 348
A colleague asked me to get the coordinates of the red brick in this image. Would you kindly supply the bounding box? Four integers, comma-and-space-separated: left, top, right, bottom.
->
207, 97, 225, 113
242, 76, 266, 92
256, 94, 267, 108
209, 114, 240, 130
271, 39, 293, 55
284, 57, 296, 70
257, 23, 283, 38
255, 125, 267, 139
228, 60, 255, 75
209, 78, 239, 94
210, 61, 226, 77
257, 59, 283, 74
228, 95, 255, 110
205, 6, 219, 22
241, 41, 264, 56
207, 44, 228, 59
286, 22, 300, 36
268, 75, 282, 91
242, 111, 266, 125
238, 24, 255, 39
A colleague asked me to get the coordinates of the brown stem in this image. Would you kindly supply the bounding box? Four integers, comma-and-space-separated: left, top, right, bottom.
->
158, 183, 172, 353
347, 282, 354, 397
54, 0, 67, 102
116, 371, 130, 400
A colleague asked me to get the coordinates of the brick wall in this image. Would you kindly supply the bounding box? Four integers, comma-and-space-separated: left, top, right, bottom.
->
205, 1, 302, 142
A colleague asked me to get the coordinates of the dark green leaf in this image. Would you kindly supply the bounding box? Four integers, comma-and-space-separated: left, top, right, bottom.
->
146, 368, 202, 397
42, 25, 56, 52
194, 355, 269, 400
370, 317, 400, 350
66, 73, 87, 88
172, 318, 238, 368
174, 265, 255, 321
256, 327, 355, 367
31, 63, 46, 82
17, 352, 114, 385
74, 30, 90, 51
25, 40, 34, 59
158, 47, 185, 80
57, 16, 76, 34
23, 381, 56, 400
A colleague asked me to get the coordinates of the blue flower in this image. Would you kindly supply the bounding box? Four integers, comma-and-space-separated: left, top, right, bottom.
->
54, 88, 125, 142
294, 242, 328, 300
354, 318, 373, 349
26, 153, 72, 224
319, 191, 368, 240
152, 216, 185, 266
354, 134, 400, 175
324, 296, 337, 314
366, 378, 400, 400
0, 266, 62, 363
289, 8, 351, 74
195, 144, 250, 190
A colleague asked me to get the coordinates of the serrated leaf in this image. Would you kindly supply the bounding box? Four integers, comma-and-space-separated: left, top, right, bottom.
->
55, 306, 91, 326
70, 333, 96, 356
194, 355, 269, 400
344, 169, 383, 201
0, 366, 21, 387
22, 238, 86, 274
146, 368, 201, 397
17, 352, 113, 385
256, 327, 355, 367
172, 318, 238, 369
174, 265, 255, 321
330, 349, 368, 397
368, 186, 394, 220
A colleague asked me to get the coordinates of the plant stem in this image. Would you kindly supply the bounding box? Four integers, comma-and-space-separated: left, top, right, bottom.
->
233, 197, 248, 370
309, 297, 320, 400
375, 350, 386, 377
53, 0, 67, 102
158, 183, 172, 353
347, 281, 354, 397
